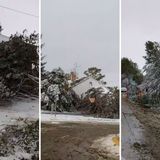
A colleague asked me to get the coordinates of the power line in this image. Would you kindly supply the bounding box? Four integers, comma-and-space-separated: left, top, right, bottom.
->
0, 5, 38, 18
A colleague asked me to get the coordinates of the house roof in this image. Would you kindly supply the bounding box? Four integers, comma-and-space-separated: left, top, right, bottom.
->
72, 76, 107, 89
71, 77, 89, 88
0, 34, 9, 42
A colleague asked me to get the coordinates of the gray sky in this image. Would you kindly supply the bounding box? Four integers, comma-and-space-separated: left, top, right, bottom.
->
122, 0, 160, 70
0, 0, 39, 36
42, 0, 119, 87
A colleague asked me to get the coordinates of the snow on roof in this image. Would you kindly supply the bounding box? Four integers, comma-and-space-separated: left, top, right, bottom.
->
71, 77, 89, 87
72, 76, 107, 88
71, 76, 109, 97
0, 34, 9, 42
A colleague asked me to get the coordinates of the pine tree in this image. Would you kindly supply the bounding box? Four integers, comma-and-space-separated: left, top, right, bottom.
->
84, 67, 106, 84
121, 57, 143, 84
143, 41, 160, 97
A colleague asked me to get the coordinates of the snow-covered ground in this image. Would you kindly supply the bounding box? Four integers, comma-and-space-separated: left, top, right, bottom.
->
0, 152, 32, 160
91, 134, 119, 159
0, 98, 38, 130
41, 111, 119, 124
0, 98, 39, 160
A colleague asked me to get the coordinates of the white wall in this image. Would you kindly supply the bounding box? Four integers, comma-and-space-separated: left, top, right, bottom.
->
72, 77, 108, 98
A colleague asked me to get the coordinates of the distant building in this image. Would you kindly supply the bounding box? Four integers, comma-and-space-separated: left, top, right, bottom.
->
121, 74, 138, 99
0, 34, 9, 42
71, 76, 108, 98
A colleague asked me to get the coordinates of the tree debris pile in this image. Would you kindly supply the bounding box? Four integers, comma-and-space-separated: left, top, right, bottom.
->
78, 87, 119, 118
0, 120, 39, 160
0, 31, 39, 100
41, 68, 80, 112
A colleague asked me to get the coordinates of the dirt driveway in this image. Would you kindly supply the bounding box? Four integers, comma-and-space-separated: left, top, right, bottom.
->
42, 122, 119, 160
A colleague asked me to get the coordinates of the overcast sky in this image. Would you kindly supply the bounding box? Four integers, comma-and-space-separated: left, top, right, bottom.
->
122, 0, 160, 70
42, 0, 119, 87
0, 0, 39, 36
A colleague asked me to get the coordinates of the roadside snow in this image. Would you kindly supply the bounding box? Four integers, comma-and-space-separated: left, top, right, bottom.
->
41, 112, 119, 124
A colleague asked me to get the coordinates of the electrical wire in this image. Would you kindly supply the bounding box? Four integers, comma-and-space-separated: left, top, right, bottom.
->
0, 5, 38, 18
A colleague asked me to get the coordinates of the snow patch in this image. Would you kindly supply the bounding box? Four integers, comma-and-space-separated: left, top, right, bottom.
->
0, 151, 32, 160
0, 98, 38, 130
91, 134, 119, 158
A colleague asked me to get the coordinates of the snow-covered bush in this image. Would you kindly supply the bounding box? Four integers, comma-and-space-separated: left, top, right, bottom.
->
41, 68, 80, 112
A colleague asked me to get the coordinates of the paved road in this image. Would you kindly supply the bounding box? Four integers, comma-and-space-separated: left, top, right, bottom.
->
122, 100, 146, 160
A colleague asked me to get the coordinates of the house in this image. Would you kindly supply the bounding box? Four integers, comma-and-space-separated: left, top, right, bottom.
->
0, 34, 9, 42
121, 74, 138, 99
71, 76, 108, 98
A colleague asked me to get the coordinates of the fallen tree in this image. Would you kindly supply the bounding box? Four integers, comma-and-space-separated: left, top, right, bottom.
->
0, 31, 39, 99
78, 87, 119, 118
41, 64, 119, 118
